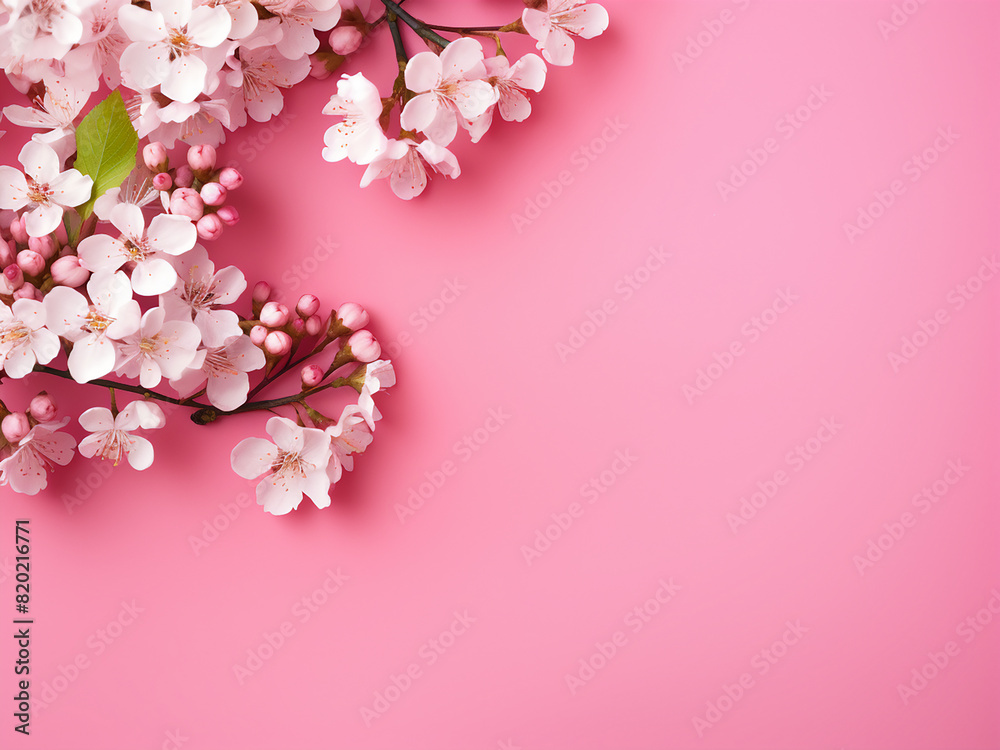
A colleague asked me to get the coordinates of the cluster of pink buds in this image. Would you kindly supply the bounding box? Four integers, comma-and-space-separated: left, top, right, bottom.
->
247, 283, 381, 379
143, 143, 244, 242
0, 215, 83, 299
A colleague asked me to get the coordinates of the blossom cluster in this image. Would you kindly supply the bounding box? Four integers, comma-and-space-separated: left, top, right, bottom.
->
0, 0, 608, 514
0, 133, 395, 512
321, 1, 609, 198
1, 0, 608, 200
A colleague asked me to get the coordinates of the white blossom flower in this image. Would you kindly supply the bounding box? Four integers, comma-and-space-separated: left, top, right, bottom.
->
44, 270, 140, 383
231, 416, 332, 515
359, 138, 459, 200
0, 417, 76, 495
0, 298, 60, 378
400, 38, 497, 146
0, 141, 93, 237
78, 203, 197, 295
114, 307, 202, 387
78, 400, 166, 469
522, 0, 608, 67
118, 0, 232, 103
169, 335, 265, 411
321, 73, 387, 165
160, 244, 245, 346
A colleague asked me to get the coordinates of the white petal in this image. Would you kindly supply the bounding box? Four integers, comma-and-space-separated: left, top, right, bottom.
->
131, 258, 178, 296
79, 407, 115, 433
24, 203, 63, 237
125, 435, 155, 470
231, 437, 276, 479
68, 335, 116, 382
48, 169, 93, 209
162, 55, 209, 104
147, 213, 196, 255
0, 167, 29, 210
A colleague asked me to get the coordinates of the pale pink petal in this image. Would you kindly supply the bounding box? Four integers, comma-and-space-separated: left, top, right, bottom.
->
111, 202, 146, 239
558, 3, 609, 38
187, 5, 232, 47
147, 213, 196, 254
131, 258, 178, 296
256, 475, 302, 515
438, 37, 486, 80
399, 93, 439, 134
47, 169, 93, 208
207, 370, 250, 411
79, 406, 115, 432
403, 51, 442, 94
124, 435, 155, 470
3, 346, 36, 378
162, 55, 209, 104
231, 436, 277, 479
118, 5, 166, 41
68, 335, 116, 382
499, 88, 532, 122
78, 234, 126, 272
24, 203, 64, 237
0, 167, 29, 210
301, 469, 332, 509
510, 53, 547, 91
19, 141, 60, 183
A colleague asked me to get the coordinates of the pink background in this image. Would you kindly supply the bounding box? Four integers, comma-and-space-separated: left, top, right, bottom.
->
2, 0, 999, 748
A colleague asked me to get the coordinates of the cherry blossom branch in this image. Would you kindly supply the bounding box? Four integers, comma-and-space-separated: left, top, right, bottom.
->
377, 0, 451, 48
190, 377, 352, 425
32, 365, 206, 408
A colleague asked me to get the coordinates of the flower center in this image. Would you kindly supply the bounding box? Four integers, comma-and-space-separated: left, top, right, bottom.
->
167, 27, 196, 58
271, 449, 308, 479
0, 322, 30, 346
26, 177, 52, 206
203, 347, 239, 377
138, 336, 160, 354
183, 278, 218, 310
122, 237, 150, 262
85, 308, 114, 334
97, 430, 132, 466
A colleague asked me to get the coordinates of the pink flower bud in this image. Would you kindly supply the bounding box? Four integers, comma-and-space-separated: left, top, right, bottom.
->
1, 413, 30, 443
296, 294, 320, 318
28, 392, 57, 423
309, 55, 334, 80
264, 330, 292, 356
200, 182, 227, 206
12, 282, 39, 300
305, 315, 324, 336
336, 302, 369, 332
187, 144, 217, 172
249, 325, 268, 346
54, 221, 68, 245
173, 165, 194, 188
0, 240, 15, 267
50, 255, 90, 287
196, 213, 224, 241
252, 281, 272, 303
347, 329, 380, 362
329, 25, 363, 55
290, 318, 306, 337
1, 264, 24, 293
28, 234, 56, 259
216, 205, 240, 226
9, 216, 28, 245
143, 142, 169, 171
16, 249, 45, 277
218, 167, 243, 190
260, 301, 290, 327
301, 364, 324, 387
169, 187, 204, 221
152, 172, 173, 190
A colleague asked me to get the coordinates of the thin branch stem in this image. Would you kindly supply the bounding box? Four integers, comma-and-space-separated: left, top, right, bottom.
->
32, 365, 206, 408
377, 0, 451, 48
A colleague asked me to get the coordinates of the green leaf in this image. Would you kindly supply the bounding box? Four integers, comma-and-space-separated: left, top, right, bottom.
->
72, 90, 138, 220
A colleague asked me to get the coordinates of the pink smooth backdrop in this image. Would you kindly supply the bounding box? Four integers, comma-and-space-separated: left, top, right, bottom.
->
1, 1, 999, 748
